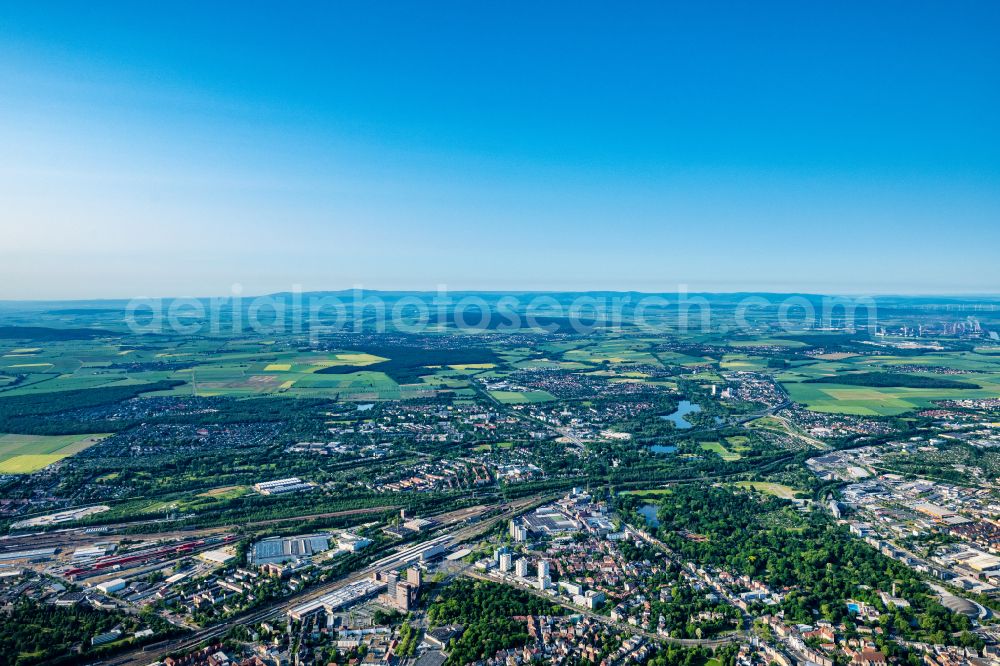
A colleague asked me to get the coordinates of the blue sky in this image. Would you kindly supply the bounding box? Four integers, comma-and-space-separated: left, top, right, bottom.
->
1, 1, 998, 298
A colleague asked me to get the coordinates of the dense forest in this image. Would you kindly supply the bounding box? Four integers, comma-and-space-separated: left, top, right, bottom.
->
314, 344, 499, 383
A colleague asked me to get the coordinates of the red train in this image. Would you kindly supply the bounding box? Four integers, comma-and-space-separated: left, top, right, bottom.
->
65, 534, 238, 578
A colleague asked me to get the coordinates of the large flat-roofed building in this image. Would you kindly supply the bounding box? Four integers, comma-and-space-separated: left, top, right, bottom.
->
337, 533, 373, 552
0, 548, 57, 562
250, 534, 331, 566
522, 507, 581, 535
253, 477, 315, 496
95, 578, 127, 594
287, 580, 385, 621
914, 503, 957, 520
958, 551, 1000, 573
403, 518, 436, 533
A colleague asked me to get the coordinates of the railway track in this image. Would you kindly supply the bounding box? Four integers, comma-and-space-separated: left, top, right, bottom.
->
91, 494, 549, 665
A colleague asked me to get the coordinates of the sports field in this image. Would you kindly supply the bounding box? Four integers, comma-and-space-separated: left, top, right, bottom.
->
0, 433, 110, 473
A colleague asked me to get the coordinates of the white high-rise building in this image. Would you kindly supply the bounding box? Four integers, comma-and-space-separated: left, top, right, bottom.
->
499, 553, 512, 573
537, 559, 549, 583
515, 558, 529, 577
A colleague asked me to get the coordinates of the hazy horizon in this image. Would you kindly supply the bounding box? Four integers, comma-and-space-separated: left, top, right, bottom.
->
4, 287, 1000, 306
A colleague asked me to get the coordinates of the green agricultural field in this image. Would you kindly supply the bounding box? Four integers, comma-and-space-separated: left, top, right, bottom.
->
489, 390, 557, 404
655, 351, 714, 367
173, 348, 414, 399
728, 338, 808, 348
0, 433, 110, 473
720, 353, 771, 371
448, 363, 496, 372
414, 373, 470, 389
782, 372, 1000, 415
862, 351, 1000, 373
46, 375, 154, 394
561, 338, 662, 366
311, 352, 390, 369
684, 371, 725, 384
585, 369, 650, 378
514, 358, 590, 370
0, 340, 188, 397
290, 370, 401, 399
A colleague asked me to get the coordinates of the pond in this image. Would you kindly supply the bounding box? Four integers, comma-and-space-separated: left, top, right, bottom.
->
649, 444, 678, 455
659, 400, 702, 429
637, 504, 660, 528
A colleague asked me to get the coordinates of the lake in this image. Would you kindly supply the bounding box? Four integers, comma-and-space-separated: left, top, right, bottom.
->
649, 444, 678, 455
660, 400, 701, 429
637, 504, 660, 528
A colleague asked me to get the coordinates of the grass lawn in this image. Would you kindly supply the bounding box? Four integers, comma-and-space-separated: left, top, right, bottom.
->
700, 441, 741, 461
197, 485, 250, 500
621, 488, 673, 497
732, 481, 802, 500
